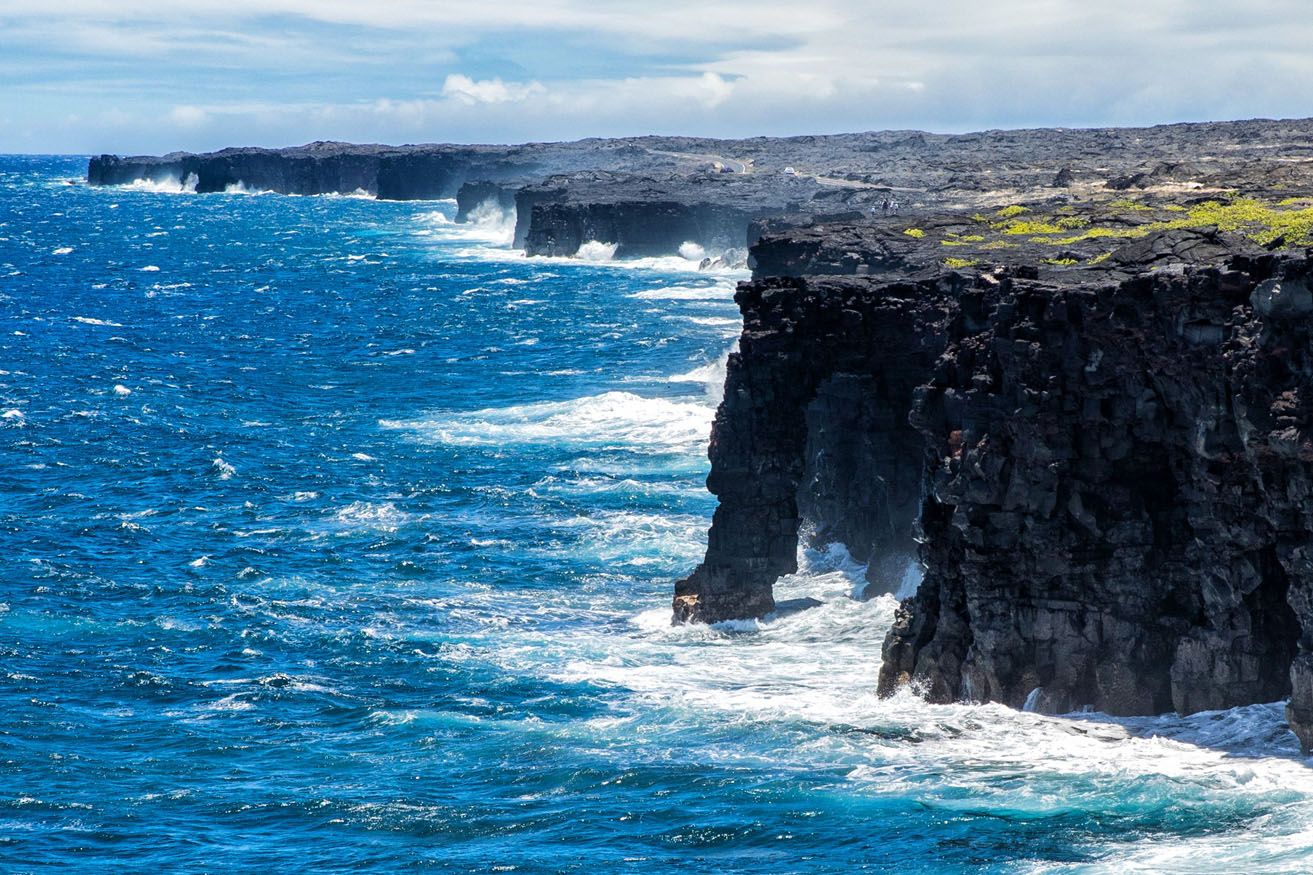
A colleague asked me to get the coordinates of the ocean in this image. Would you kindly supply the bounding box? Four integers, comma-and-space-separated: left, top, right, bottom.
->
3, 155, 1312, 873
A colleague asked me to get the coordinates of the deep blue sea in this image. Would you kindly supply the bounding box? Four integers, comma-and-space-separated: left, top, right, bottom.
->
4, 155, 1313, 873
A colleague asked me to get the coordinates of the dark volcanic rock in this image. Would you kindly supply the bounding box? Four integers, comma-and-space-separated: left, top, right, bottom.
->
880, 256, 1313, 725
673, 273, 960, 622
676, 225, 1313, 751
516, 170, 860, 258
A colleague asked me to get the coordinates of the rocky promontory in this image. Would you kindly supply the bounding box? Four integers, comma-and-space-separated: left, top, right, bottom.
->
676, 176, 1313, 748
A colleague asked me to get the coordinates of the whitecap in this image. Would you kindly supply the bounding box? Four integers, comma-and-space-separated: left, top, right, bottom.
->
381, 390, 714, 453
119, 173, 198, 194
678, 241, 706, 260
575, 240, 619, 262
223, 181, 272, 195
628, 282, 737, 301
329, 500, 413, 532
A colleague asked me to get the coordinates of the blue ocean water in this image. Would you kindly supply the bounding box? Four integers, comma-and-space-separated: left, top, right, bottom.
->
3, 155, 1313, 874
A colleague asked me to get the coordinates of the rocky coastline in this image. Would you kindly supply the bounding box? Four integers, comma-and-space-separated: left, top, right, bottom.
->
89, 118, 1313, 262
89, 119, 1313, 747
676, 191, 1313, 748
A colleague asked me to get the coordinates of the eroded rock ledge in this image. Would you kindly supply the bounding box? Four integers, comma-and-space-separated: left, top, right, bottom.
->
676, 223, 1313, 749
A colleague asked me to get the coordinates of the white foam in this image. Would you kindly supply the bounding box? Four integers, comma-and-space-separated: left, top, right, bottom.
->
72, 316, 124, 327
112, 384, 132, 397
575, 240, 619, 262
628, 282, 738, 301
381, 390, 714, 453
223, 180, 272, 195
210, 457, 236, 480
678, 241, 707, 260
534, 510, 710, 566
667, 340, 737, 401
52, 246, 73, 255
119, 173, 198, 194
139, 265, 160, 273
683, 315, 742, 329
330, 500, 414, 532
448, 242, 751, 276
414, 201, 516, 247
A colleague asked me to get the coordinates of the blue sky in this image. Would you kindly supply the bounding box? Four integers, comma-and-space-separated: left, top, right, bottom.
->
2, 0, 1311, 153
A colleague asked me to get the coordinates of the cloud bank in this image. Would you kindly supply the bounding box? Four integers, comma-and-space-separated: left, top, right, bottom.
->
2, 1, 1310, 152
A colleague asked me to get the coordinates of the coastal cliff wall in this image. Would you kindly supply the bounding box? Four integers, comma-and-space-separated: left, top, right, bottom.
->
678, 237, 1313, 749
87, 147, 542, 199
521, 200, 764, 258
673, 274, 960, 621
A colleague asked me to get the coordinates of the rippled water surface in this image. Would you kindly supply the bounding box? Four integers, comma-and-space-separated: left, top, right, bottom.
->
4, 155, 1313, 873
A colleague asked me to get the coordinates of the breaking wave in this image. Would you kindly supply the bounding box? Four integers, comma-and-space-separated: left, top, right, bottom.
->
119, 173, 199, 194
381, 390, 715, 454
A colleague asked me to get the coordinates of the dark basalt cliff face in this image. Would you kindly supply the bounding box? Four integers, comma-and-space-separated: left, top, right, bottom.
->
88, 143, 543, 199
673, 274, 957, 621
514, 170, 859, 258
677, 223, 1313, 750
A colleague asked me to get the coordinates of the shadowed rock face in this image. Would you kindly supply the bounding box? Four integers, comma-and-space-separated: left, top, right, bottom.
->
880, 257, 1313, 725
673, 274, 959, 622
676, 228, 1313, 751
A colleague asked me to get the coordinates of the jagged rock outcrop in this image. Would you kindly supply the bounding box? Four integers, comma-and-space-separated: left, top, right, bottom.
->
677, 219, 1313, 750
673, 274, 960, 621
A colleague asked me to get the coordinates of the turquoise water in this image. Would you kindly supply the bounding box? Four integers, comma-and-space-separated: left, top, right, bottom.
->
3, 155, 1312, 873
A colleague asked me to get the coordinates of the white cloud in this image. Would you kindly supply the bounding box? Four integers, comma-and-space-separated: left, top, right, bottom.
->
3, 1, 1313, 152
169, 105, 209, 127
441, 74, 546, 105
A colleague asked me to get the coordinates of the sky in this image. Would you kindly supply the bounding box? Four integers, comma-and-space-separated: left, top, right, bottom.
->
2, 0, 1311, 154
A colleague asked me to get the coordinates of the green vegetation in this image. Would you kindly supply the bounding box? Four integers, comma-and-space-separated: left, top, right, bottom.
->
906, 195, 1313, 275
1003, 220, 1067, 236
1045, 198, 1313, 247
